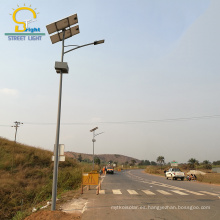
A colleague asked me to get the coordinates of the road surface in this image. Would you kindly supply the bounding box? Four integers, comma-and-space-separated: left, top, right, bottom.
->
81, 169, 220, 220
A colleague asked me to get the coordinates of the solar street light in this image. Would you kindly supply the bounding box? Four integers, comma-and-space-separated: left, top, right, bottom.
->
90, 128, 104, 170
46, 13, 105, 211
94, 40, 105, 45
49, 25, 80, 44
90, 127, 98, 132
55, 62, 69, 73
46, 14, 78, 34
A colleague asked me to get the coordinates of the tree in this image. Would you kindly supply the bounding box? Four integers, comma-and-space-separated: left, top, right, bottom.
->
188, 158, 199, 169
83, 158, 91, 163
213, 160, 220, 165
124, 161, 129, 167
94, 157, 100, 165
157, 156, 165, 169
202, 160, 212, 169
144, 160, 151, 165
203, 160, 210, 164
130, 159, 136, 166
139, 160, 144, 166
139, 160, 151, 166
78, 154, 82, 162
151, 161, 157, 166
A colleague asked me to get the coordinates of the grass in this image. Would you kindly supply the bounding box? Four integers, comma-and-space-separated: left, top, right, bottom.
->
145, 165, 167, 176
0, 137, 85, 220
196, 173, 220, 184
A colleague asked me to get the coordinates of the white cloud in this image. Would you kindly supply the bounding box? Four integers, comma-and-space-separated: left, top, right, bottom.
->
0, 88, 19, 96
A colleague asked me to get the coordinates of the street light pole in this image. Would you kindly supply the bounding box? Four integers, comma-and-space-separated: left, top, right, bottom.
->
51, 30, 65, 211
46, 14, 104, 211
92, 130, 96, 170
90, 127, 98, 170
90, 127, 104, 170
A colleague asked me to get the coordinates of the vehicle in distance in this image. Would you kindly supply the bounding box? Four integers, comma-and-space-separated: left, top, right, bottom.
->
165, 168, 184, 180
106, 166, 114, 174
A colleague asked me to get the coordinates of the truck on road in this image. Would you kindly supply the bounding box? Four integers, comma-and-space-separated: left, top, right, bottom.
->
106, 166, 114, 174
165, 168, 185, 180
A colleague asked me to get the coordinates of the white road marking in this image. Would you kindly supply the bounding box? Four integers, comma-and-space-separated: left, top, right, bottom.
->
142, 190, 155, 195
157, 190, 172, 195
112, 189, 122, 194
127, 190, 138, 195
199, 191, 219, 196
171, 190, 188, 195
99, 190, 105, 194
184, 190, 204, 196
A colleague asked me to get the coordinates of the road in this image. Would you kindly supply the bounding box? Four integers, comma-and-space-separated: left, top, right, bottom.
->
80, 169, 220, 220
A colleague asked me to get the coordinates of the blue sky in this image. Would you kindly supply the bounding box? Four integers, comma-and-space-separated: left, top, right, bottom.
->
1, 0, 220, 163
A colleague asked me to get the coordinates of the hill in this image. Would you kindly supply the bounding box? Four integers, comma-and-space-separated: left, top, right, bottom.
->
65, 151, 141, 165
0, 137, 83, 220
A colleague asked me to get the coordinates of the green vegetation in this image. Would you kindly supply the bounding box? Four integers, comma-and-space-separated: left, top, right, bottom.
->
77, 154, 82, 162
0, 137, 89, 220
145, 165, 163, 175
94, 157, 100, 165
130, 159, 136, 166
156, 156, 165, 170
188, 158, 199, 169
213, 160, 220, 166
138, 160, 151, 166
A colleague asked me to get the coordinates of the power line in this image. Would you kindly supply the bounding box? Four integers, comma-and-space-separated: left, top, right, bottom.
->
1, 115, 220, 127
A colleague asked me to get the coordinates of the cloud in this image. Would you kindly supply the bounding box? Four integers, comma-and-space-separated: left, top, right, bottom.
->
0, 88, 19, 96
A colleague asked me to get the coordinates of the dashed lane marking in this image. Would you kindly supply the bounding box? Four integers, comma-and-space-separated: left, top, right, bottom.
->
112, 189, 122, 194
99, 190, 105, 194
184, 190, 204, 196
127, 190, 138, 195
199, 191, 219, 196
157, 190, 172, 195
171, 190, 188, 195
142, 190, 155, 195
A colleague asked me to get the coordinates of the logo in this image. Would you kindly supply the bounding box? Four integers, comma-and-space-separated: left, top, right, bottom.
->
5, 4, 45, 41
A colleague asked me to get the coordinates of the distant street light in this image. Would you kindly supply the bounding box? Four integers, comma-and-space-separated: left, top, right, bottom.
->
46, 14, 105, 211
90, 127, 104, 170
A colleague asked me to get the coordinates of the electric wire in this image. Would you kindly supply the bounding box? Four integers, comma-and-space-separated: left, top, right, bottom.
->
1, 114, 220, 127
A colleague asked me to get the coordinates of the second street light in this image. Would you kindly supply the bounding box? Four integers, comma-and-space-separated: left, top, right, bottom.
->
46, 13, 105, 211
90, 127, 104, 170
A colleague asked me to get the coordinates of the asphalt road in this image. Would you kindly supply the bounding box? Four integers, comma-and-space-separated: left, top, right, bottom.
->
81, 169, 220, 220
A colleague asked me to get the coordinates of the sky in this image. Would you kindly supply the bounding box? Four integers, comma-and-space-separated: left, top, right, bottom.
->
1, 0, 220, 163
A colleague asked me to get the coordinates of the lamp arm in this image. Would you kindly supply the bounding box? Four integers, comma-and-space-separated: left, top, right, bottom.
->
64, 42, 94, 54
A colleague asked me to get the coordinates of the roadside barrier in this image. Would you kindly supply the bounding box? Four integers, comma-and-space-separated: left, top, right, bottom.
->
81, 170, 101, 195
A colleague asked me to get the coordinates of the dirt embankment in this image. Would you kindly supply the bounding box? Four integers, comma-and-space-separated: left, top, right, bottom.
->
24, 210, 81, 220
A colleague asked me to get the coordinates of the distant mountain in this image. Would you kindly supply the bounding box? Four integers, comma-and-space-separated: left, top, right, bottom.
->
65, 151, 141, 164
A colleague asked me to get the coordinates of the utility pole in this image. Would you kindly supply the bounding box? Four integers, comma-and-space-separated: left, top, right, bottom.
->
11, 121, 23, 142
11, 121, 23, 173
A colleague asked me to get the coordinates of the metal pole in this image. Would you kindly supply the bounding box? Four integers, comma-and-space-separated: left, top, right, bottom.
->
92, 131, 95, 170
51, 30, 65, 211
15, 125, 18, 142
